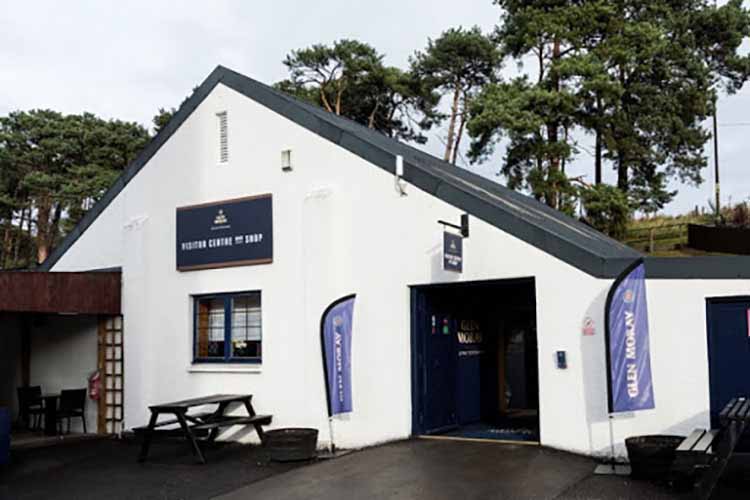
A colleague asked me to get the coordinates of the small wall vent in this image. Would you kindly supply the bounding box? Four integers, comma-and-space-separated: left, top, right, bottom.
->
217, 111, 228, 163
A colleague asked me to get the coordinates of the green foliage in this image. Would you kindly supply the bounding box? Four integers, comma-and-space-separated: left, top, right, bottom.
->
152, 107, 175, 134
0, 110, 149, 267
411, 26, 501, 92
276, 40, 441, 143
152, 87, 199, 134
579, 183, 631, 240
628, 169, 675, 215
468, 76, 578, 207
468, 0, 750, 212
411, 26, 502, 162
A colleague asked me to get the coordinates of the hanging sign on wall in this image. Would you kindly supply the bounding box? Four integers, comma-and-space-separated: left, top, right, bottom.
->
176, 194, 273, 271
443, 232, 463, 272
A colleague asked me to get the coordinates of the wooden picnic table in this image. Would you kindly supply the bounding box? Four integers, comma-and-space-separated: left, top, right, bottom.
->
136, 394, 272, 464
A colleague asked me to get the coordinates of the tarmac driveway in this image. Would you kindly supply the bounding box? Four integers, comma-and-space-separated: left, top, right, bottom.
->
0, 437, 298, 500
216, 438, 693, 500
3, 436, 749, 499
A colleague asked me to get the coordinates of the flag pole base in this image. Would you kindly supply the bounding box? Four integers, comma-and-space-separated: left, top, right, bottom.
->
594, 463, 631, 476
316, 448, 354, 460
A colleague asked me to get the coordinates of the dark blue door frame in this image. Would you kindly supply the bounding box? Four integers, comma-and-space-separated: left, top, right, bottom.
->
410, 277, 538, 438
706, 296, 750, 428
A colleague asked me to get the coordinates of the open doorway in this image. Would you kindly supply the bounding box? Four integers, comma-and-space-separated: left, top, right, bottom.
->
411, 278, 539, 443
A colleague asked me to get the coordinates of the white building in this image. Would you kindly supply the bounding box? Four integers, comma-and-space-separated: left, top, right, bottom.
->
3, 65, 750, 456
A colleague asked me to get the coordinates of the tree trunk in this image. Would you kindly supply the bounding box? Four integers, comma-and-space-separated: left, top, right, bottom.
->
617, 151, 628, 191
616, 66, 628, 192
320, 88, 334, 114
50, 202, 62, 247
595, 130, 602, 185
537, 43, 545, 84
595, 95, 603, 185
35, 198, 52, 265
2, 219, 11, 269
335, 80, 345, 116
368, 100, 380, 129
545, 38, 561, 209
444, 85, 462, 162
451, 97, 467, 165
25, 206, 33, 267
13, 206, 28, 267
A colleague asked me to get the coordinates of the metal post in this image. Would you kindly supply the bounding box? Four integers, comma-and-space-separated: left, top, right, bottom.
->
713, 0, 721, 220
328, 417, 336, 455
713, 102, 720, 219
608, 415, 617, 472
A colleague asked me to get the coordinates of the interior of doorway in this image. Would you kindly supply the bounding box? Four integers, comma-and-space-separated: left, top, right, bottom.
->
411, 278, 539, 443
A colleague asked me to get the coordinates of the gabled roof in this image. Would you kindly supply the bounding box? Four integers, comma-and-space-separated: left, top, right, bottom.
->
40, 66, 750, 279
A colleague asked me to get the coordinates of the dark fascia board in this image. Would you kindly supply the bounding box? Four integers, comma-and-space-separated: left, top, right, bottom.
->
39, 65, 750, 281
644, 256, 750, 279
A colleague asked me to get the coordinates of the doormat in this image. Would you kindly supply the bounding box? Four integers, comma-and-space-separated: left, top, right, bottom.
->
445, 425, 539, 442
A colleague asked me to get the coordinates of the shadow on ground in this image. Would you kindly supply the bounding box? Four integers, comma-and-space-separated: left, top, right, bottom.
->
218, 439, 694, 500
0, 438, 300, 500
2, 437, 750, 499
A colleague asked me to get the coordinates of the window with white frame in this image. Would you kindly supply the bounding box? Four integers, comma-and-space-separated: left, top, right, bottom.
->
217, 111, 228, 163
194, 291, 261, 362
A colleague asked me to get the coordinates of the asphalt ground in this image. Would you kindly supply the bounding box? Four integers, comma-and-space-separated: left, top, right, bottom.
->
0, 437, 299, 500
3, 436, 749, 499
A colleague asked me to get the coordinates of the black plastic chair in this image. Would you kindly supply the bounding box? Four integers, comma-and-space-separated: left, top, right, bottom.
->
17, 386, 44, 430
57, 389, 87, 434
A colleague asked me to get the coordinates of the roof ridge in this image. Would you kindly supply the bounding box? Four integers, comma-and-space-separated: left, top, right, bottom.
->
43, 65, 641, 277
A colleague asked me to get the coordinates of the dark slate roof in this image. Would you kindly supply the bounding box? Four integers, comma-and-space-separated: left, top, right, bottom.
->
40, 65, 750, 279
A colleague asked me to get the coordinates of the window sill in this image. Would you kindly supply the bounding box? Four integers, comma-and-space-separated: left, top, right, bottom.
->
188, 364, 262, 374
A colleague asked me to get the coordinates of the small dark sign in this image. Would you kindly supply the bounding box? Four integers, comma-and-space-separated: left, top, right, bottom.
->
176, 194, 273, 271
443, 231, 463, 272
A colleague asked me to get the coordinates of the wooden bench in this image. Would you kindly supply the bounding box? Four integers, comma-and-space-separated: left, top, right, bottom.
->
136, 394, 273, 464
670, 397, 750, 498
191, 414, 272, 432
132, 412, 215, 433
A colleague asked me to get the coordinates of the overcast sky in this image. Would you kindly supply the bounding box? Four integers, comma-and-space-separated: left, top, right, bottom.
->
2, 0, 748, 215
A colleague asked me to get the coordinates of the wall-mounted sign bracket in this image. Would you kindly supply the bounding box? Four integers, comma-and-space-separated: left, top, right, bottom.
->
438, 213, 469, 238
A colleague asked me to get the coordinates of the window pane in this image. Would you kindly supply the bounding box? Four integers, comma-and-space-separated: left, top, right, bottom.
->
231, 293, 261, 358
196, 298, 225, 358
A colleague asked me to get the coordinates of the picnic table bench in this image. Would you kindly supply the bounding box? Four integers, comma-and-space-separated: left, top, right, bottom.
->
671, 396, 750, 499
135, 394, 272, 464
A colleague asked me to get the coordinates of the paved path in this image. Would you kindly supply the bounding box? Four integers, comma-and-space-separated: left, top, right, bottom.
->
0, 438, 298, 500
216, 438, 691, 500
4, 436, 748, 499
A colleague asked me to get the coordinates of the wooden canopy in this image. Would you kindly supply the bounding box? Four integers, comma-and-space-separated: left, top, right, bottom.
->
0, 271, 121, 315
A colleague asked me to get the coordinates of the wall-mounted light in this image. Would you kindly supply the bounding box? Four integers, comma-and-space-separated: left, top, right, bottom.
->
281, 149, 293, 172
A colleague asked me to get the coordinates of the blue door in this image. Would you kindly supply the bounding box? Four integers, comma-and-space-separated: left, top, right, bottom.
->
414, 290, 457, 434
706, 298, 750, 427
424, 312, 457, 433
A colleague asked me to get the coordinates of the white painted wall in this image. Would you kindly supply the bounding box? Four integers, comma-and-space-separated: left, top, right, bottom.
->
583, 279, 750, 458
29, 315, 98, 433
49, 81, 750, 455
0, 314, 23, 418
53, 193, 124, 272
